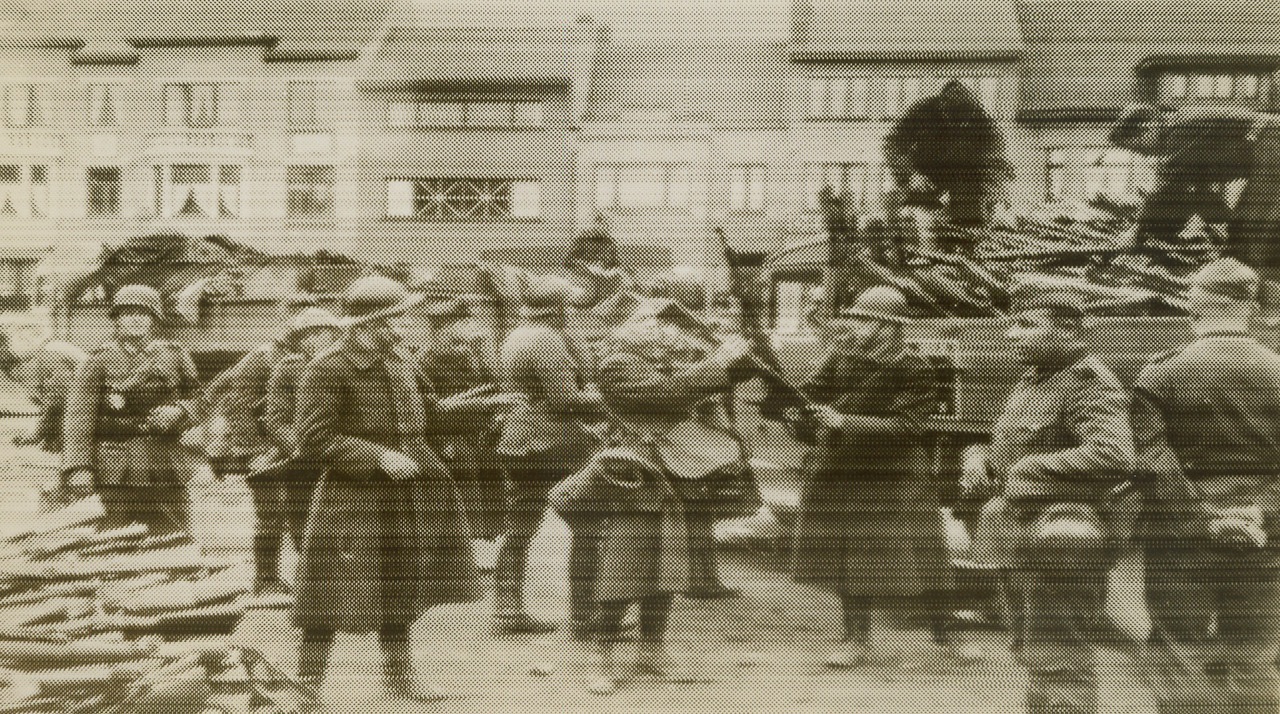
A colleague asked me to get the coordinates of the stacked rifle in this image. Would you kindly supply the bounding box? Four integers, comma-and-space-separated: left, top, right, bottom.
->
821, 187, 1217, 317
0, 496, 315, 713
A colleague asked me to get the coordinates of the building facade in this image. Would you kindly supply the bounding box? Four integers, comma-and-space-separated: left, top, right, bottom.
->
1, 0, 1277, 305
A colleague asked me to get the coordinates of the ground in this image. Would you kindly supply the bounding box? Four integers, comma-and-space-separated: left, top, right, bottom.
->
0, 417, 1158, 714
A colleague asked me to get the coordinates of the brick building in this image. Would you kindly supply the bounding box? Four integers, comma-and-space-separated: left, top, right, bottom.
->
0, 0, 1276, 305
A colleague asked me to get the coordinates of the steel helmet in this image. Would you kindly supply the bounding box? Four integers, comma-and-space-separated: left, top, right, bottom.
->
835, 285, 914, 325
110, 285, 164, 322
287, 306, 343, 339
341, 275, 424, 326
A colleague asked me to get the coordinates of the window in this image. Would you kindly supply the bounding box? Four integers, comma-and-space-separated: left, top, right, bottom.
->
803, 162, 879, 211
881, 78, 901, 119
1083, 147, 1136, 199
87, 84, 117, 127
1236, 74, 1260, 97
287, 82, 318, 127
4, 85, 45, 127
728, 165, 766, 212
154, 164, 240, 218
806, 78, 869, 120
1044, 149, 1066, 203
385, 178, 540, 221
286, 166, 334, 218
594, 164, 691, 210
387, 100, 545, 128
163, 83, 240, 128
86, 167, 121, 217
1160, 73, 1189, 99
0, 165, 49, 218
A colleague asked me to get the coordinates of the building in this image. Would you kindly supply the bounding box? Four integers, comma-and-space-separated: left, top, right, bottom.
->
0, 0, 1276, 306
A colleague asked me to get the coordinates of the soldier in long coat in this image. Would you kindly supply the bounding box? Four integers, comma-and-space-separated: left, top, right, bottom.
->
786, 286, 968, 668
0, 325, 85, 453
291, 276, 487, 703
553, 300, 753, 694
256, 306, 341, 555
61, 285, 200, 534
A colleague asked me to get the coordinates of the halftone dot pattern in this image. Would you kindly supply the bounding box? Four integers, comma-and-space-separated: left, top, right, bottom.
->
1, 0, 1278, 711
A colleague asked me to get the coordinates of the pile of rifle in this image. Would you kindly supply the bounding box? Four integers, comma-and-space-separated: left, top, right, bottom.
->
0, 496, 315, 713
825, 188, 1217, 317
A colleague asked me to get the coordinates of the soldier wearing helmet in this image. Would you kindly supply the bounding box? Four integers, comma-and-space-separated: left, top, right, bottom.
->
964, 286, 1136, 714
200, 295, 321, 595
786, 286, 977, 669
60, 284, 201, 534
290, 275, 501, 704
1132, 258, 1280, 714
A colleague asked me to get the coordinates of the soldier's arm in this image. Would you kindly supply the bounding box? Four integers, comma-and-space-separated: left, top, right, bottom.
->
832, 359, 934, 440
295, 357, 383, 479
597, 349, 740, 416
1009, 376, 1136, 483
60, 355, 104, 474
261, 360, 299, 454
532, 330, 600, 415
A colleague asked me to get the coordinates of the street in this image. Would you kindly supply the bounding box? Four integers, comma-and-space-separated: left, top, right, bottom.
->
0, 417, 1158, 713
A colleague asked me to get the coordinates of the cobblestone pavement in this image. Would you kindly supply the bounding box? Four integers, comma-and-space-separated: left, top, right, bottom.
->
0, 417, 1157, 713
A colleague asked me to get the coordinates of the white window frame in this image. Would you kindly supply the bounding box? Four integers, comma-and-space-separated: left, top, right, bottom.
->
86, 84, 118, 127
154, 164, 241, 219
1082, 147, 1136, 200
387, 99, 545, 129
594, 163, 692, 211
803, 162, 879, 212
0, 164, 50, 219
162, 83, 240, 128
728, 164, 766, 213
86, 166, 121, 217
286, 165, 335, 218
385, 177, 541, 221
1044, 149, 1066, 203
3, 85, 47, 128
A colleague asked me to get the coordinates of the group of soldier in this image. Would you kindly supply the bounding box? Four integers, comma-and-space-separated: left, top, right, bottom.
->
0, 250, 1276, 714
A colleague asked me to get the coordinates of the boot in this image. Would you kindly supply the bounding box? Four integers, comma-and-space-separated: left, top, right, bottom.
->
382, 642, 446, 703
635, 639, 675, 677
586, 642, 619, 695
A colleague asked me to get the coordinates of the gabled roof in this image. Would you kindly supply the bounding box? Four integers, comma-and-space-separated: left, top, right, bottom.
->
791, 0, 1023, 61
1017, 0, 1280, 120
359, 24, 599, 88
0, 0, 394, 61
586, 41, 792, 128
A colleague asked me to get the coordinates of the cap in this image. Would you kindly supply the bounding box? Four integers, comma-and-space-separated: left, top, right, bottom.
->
833, 286, 914, 326
1190, 257, 1259, 302
341, 275, 425, 326
1008, 284, 1086, 318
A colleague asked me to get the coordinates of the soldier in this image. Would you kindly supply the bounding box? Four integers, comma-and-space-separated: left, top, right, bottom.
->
650, 267, 743, 599
0, 318, 85, 453
255, 306, 342, 570
493, 276, 603, 635
1132, 258, 1280, 714
420, 299, 505, 565
964, 287, 1136, 714
61, 284, 203, 534
554, 299, 754, 694
786, 286, 978, 668
292, 276, 491, 703
201, 295, 315, 593
1109, 104, 1280, 282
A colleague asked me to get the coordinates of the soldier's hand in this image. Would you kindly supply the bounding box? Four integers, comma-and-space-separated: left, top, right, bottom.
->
147, 405, 186, 432
63, 469, 95, 498
959, 444, 993, 494
807, 405, 844, 431
379, 450, 419, 481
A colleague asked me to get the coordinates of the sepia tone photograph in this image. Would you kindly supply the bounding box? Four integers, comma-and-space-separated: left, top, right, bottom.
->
0, 0, 1276, 711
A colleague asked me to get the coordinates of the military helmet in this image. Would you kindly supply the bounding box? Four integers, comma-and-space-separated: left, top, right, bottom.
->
834, 285, 914, 325
110, 285, 164, 322
286, 306, 343, 339
341, 275, 424, 326
1190, 257, 1259, 303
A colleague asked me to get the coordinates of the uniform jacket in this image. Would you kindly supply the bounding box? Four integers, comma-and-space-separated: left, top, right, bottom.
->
291, 338, 479, 632
988, 353, 1136, 503
61, 338, 201, 487
496, 321, 598, 458
790, 350, 950, 597
1134, 335, 1280, 539
261, 352, 305, 456
12, 340, 85, 452
201, 341, 286, 460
